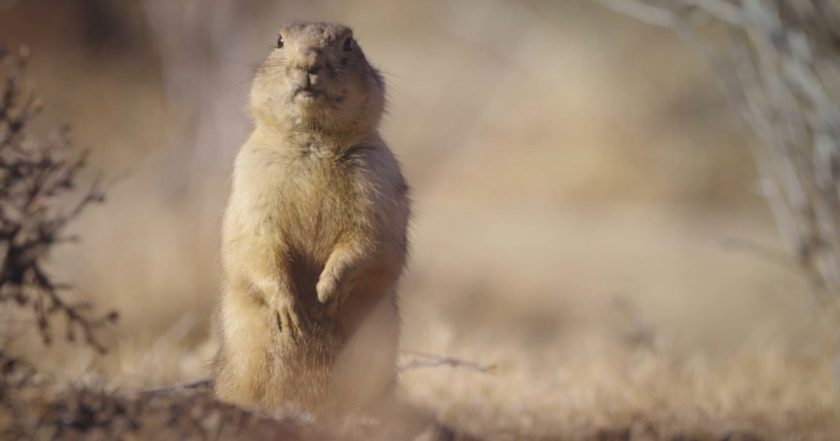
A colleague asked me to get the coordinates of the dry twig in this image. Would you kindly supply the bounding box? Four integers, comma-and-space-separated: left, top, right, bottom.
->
398, 351, 495, 373
0, 47, 116, 353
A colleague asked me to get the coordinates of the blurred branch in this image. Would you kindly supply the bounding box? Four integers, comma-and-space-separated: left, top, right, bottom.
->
598, 0, 840, 307
399, 351, 495, 373
0, 47, 117, 353
595, 0, 678, 27
138, 378, 213, 396
720, 237, 800, 271
598, 0, 840, 381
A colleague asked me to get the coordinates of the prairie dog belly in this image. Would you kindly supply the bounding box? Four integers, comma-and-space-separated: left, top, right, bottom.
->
234, 151, 374, 316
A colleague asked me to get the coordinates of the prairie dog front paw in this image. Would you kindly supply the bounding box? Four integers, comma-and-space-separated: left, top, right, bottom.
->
275, 296, 308, 339
316, 273, 347, 316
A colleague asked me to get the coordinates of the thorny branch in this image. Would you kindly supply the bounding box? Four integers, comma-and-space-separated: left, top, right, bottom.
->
0, 47, 116, 353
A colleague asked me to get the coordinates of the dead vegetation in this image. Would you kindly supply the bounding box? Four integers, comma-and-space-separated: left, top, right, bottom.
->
0, 351, 365, 441
0, 46, 115, 353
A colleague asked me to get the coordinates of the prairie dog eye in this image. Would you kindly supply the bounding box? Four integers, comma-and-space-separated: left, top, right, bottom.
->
276, 34, 284, 49
342, 36, 355, 51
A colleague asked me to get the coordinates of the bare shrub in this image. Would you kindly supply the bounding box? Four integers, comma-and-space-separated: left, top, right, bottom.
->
0, 46, 116, 353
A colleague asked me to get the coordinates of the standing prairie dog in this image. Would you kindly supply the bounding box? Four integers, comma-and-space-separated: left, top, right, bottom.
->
213, 22, 410, 413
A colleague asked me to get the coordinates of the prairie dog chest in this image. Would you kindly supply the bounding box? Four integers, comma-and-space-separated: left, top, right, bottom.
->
233, 148, 367, 243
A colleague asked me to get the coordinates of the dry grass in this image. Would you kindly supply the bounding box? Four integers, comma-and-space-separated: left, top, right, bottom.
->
1, 0, 839, 440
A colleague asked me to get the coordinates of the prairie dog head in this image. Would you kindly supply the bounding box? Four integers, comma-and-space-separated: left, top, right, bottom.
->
250, 22, 385, 138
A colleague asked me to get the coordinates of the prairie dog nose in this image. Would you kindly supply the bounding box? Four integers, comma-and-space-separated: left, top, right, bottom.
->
295, 48, 324, 74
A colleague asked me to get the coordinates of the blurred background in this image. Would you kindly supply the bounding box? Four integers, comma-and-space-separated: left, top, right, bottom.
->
1, 0, 837, 438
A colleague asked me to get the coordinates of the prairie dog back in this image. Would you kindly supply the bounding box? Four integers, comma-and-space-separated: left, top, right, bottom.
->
213, 22, 410, 413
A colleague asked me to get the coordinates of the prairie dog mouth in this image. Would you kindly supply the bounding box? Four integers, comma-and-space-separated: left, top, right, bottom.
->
293, 86, 327, 101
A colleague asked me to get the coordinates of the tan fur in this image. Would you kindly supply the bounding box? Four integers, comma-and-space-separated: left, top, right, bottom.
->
213, 22, 410, 413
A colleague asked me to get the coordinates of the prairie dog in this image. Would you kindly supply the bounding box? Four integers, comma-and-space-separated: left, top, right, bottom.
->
213, 22, 410, 413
